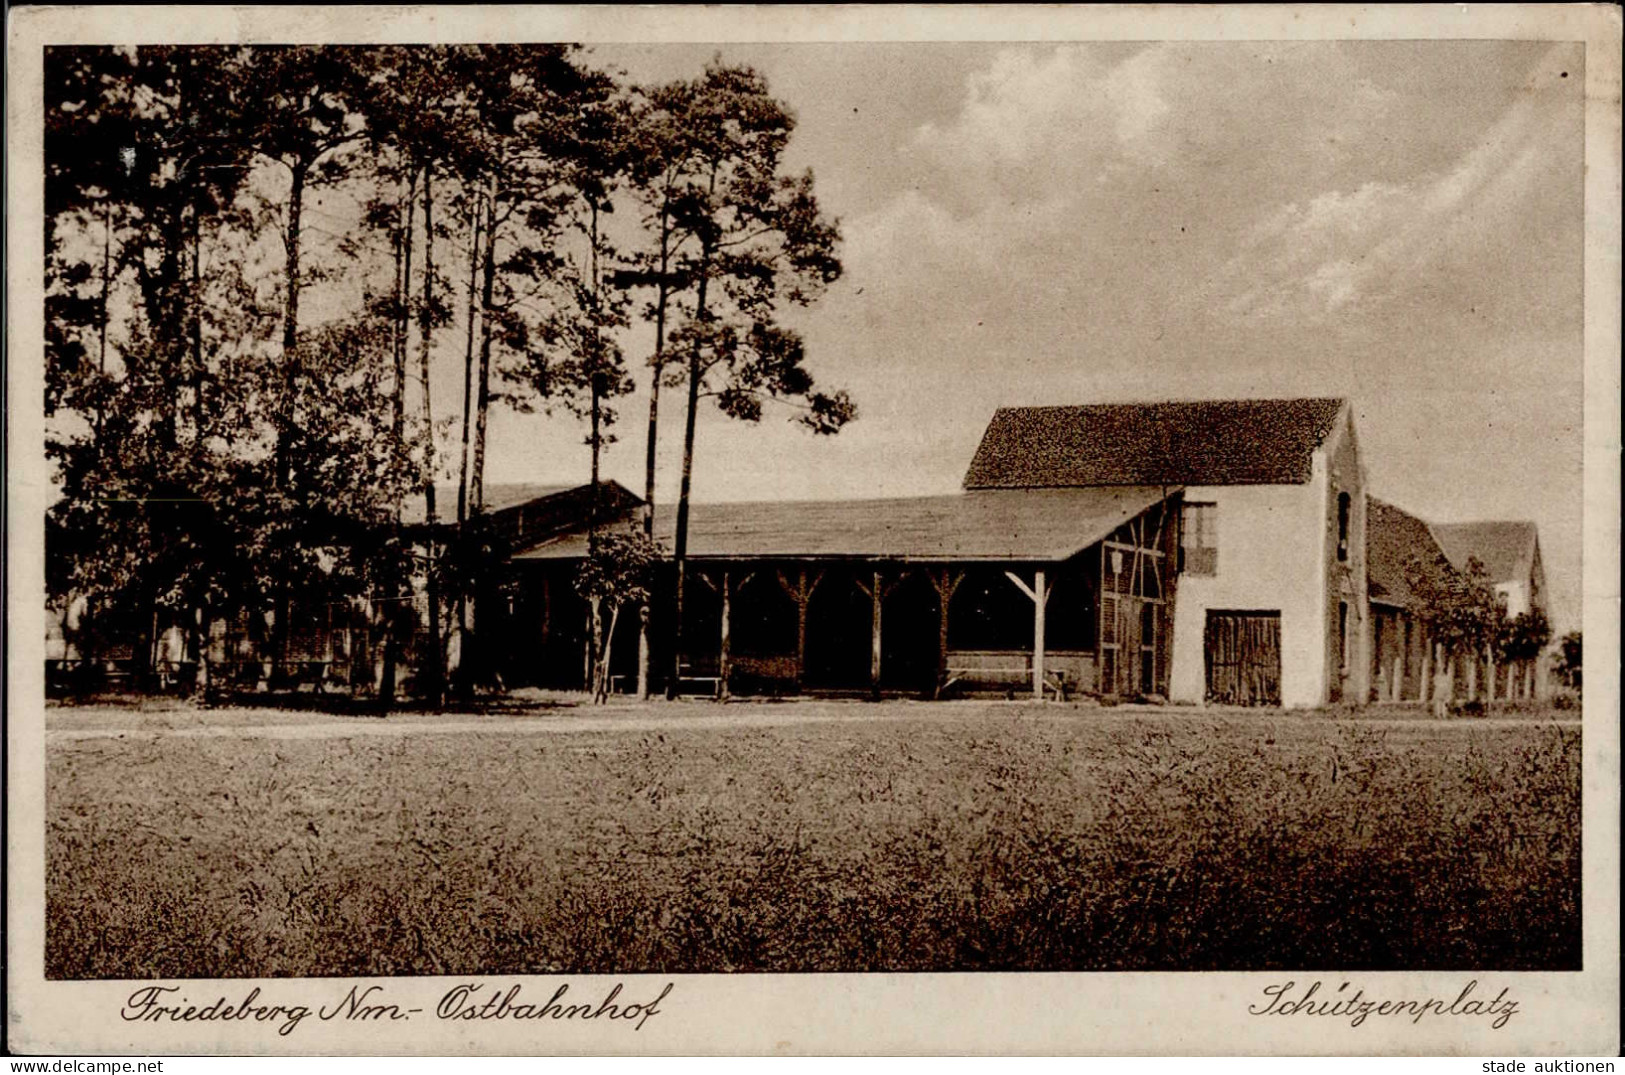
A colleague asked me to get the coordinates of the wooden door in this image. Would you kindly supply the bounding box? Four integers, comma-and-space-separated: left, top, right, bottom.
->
1205, 611, 1282, 706
1116, 596, 1144, 697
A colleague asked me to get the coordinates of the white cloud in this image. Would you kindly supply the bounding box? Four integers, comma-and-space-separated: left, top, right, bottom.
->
1209, 44, 1572, 324
910, 44, 1177, 195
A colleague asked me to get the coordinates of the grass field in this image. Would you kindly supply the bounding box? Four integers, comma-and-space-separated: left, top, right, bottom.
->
45, 700, 1581, 977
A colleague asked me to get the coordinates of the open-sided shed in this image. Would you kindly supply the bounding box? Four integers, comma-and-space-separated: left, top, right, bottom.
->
508, 485, 1183, 699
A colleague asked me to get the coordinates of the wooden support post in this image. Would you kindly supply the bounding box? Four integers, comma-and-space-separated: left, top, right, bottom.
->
796, 568, 809, 690
1487, 647, 1496, 704
869, 570, 883, 698
776, 567, 823, 694
1032, 568, 1047, 700
636, 614, 650, 699
1004, 568, 1051, 701
927, 568, 964, 699
1391, 656, 1402, 703
583, 616, 593, 691
719, 568, 731, 702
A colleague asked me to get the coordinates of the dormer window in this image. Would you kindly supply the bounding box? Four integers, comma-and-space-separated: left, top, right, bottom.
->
1337, 491, 1351, 562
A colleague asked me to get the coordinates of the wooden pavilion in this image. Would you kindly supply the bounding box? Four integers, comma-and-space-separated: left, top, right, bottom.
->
502, 486, 1183, 700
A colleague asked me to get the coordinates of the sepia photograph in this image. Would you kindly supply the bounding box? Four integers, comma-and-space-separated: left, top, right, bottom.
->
8, 3, 1620, 1057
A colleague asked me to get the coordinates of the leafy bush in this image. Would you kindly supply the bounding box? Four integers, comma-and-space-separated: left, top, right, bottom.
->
1554, 631, 1582, 691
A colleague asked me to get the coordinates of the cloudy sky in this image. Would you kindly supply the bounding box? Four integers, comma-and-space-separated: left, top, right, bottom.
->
473, 40, 1585, 628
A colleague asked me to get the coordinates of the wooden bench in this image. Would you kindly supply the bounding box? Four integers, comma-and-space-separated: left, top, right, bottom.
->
942, 651, 1074, 700
674, 661, 722, 698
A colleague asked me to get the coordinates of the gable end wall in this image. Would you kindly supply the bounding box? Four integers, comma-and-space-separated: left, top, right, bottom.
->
1167, 402, 1367, 708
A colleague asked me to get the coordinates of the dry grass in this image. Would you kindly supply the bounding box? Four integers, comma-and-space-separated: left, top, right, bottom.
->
46, 703, 1580, 977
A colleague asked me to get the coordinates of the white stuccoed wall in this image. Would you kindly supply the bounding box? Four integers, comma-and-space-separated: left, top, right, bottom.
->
1167, 480, 1328, 707
1496, 580, 1530, 619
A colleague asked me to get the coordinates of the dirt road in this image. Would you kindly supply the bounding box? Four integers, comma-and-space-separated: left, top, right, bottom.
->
43, 696, 1580, 742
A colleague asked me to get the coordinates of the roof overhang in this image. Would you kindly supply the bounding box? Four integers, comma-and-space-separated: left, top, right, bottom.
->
514, 485, 1181, 564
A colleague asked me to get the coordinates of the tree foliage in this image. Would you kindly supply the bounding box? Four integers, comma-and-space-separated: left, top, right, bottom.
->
1553, 630, 1581, 691
45, 45, 856, 701
1497, 607, 1552, 664
1403, 554, 1504, 659
574, 531, 663, 703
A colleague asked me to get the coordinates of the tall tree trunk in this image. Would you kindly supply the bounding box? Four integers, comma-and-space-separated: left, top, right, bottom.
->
455, 192, 484, 650
378, 169, 417, 718
95, 198, 112, 449
139, 589, 158, 687
637, 217, 672, 699
596, 603, 622, 704
586, 201, 606, 702
667, 248, 711, 699
276, 160, 307, 492
271, 159, 308, 670
186, 191, 208, 688
588, 372, 604, 701
470, 175, 499, 515
377, 596, 401, 718
457, 194, 483, 530
588, 201, 603, 537
189, 193, 205, 456
418, 159, 443, 708
192, 608, 211, 705
392, 169, 417, 449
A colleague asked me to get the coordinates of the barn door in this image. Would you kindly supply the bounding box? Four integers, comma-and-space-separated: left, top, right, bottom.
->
1205, 611, 1282, 706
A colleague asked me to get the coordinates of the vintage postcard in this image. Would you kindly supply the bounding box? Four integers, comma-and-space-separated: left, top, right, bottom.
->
6, 3, 1620, 1057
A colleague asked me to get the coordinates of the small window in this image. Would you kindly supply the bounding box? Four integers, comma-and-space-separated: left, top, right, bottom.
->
1337, 492, 1351, 562
1182, 502, 1217, 576
1338, 601, 1349, 672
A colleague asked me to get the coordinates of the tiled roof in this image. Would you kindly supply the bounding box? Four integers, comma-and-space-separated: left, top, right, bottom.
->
513, 486, 1177, 563
963, 398, 1346, 488
1367, 498, 1451, 608
1430, 520, 1539, 586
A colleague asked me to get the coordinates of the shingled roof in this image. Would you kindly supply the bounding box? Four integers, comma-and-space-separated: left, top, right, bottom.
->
514, 486, 1177, 563
400, 483, 575, 525
1430, 520, 1539, 585
1367, 498, 1451, 608
963, 398, 1347, 489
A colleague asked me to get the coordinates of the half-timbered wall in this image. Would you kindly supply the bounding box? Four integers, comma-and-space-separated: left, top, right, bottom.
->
1097, 498, 1179, 698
